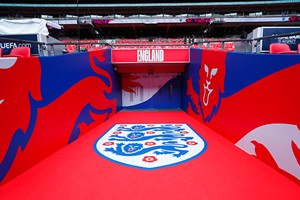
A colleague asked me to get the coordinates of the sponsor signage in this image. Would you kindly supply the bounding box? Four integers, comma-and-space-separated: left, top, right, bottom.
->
261, 27, 300, 52
289, 16, 300, 22
92, 19, 111, 25
0, 34, 39, 55
185, 18, 212, 23
109, 18, 184, 24
112, 48, 189, 63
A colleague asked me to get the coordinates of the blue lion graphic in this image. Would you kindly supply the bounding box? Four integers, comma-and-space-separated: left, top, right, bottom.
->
117, 125, 185, 133
109, 131, 193, 142
105, 141, 189, 158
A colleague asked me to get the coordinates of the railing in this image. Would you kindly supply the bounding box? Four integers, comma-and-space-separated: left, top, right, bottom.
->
193, 31, 300, 53
0, 31, 299, 56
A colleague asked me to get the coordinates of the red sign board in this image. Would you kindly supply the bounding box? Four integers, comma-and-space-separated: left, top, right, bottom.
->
112, 48, 190, 64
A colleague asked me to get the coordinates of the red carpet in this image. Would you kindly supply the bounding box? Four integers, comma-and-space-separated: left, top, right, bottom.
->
0, 110, 300, 199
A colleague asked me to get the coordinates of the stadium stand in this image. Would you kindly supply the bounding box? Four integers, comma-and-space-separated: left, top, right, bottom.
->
0, 1, 298, 54
1, 1, 300, 40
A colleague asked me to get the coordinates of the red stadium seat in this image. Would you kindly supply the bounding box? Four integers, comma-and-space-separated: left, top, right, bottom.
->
66, 45, 76, 53
9, 47, 31, 57
269, 43, 296, 54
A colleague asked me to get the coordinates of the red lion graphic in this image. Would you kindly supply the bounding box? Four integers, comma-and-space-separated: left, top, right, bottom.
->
122, 74, 143, 94
187, 50, 226, 122
0, 50, 117, 185
0, 57, 42, 164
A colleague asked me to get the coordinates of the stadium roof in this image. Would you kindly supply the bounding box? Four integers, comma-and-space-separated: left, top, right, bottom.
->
1, 0, 299, 3
0, 0, 295, 3
1, 0, 299, 39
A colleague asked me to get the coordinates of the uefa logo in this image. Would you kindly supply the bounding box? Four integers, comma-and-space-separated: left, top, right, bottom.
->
94, 124, 207, 170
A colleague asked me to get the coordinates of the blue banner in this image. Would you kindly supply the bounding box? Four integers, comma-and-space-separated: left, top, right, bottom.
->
0, 34, 39, 55
261, 27, 300, 52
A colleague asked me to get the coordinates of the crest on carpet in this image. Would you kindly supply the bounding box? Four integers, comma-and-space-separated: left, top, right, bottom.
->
94, 124, 207, 169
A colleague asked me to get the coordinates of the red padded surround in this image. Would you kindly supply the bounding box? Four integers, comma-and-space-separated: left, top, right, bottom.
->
9, 47, 31, 57
0, 111, 299, 199
269, 43, 297, 54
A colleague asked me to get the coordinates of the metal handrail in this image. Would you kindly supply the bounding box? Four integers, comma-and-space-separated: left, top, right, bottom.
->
0, 30, 299, 55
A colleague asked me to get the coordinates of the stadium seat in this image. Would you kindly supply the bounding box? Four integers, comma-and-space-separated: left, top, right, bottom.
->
298, 44, 300, 53
269, 43, 294, 54
66, 45, 76, 53
9, 47, 31, 57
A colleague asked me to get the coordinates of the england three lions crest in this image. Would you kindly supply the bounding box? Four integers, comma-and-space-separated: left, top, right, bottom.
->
94, 124, 207, 169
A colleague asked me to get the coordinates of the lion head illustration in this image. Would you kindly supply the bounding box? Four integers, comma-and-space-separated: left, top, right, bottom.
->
199, 50, 226, 122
